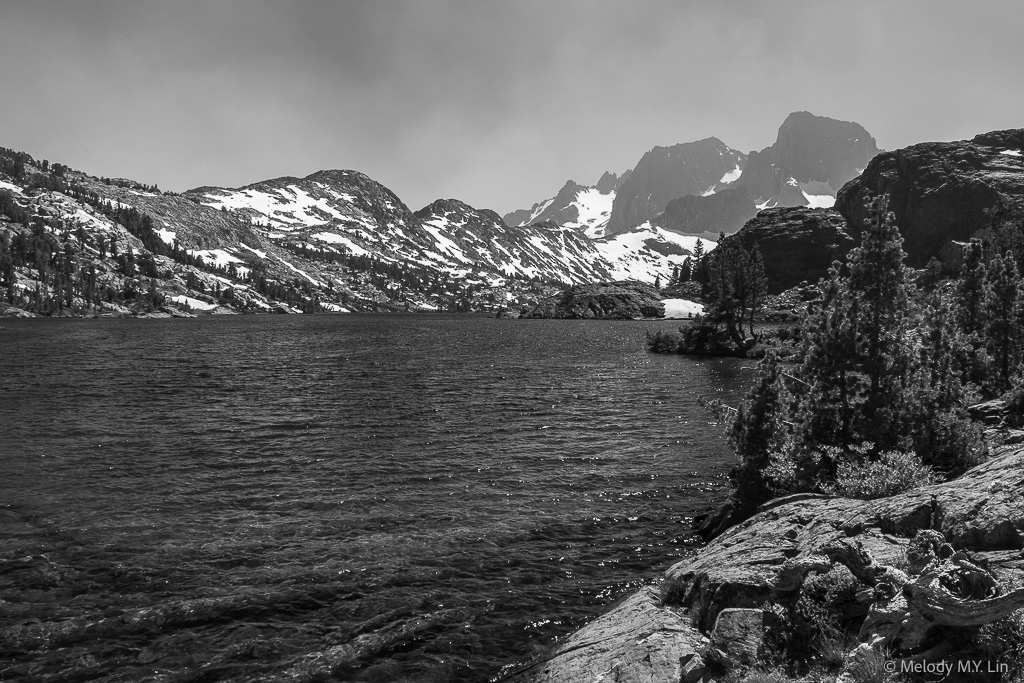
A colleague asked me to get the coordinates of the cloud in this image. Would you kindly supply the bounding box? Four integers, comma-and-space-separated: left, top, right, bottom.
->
1, 0, 1022, 214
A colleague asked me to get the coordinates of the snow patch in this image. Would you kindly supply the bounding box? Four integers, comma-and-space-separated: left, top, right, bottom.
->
170, 295, 217, 311
239, 243, 268, 259
594, 223, 716, 283
1001, 149, 1022, 157
802, 192, 836, 209
662, 298, 703, 318
0, 180, 24, 194
719, 165, 742, 184
312, 231, 369, 256
156, 227, 176, 245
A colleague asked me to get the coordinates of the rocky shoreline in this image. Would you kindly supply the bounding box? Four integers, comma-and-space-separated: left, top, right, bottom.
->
502, 438, 1024, 682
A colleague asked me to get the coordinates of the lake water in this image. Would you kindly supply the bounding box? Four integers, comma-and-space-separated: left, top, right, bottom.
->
0, 314, 749, 682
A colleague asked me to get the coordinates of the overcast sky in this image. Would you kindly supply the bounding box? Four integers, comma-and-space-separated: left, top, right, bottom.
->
2, 1, 1022, 214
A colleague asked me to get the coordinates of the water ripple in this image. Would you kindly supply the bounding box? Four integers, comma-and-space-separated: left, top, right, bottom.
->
0, 315, 746, 682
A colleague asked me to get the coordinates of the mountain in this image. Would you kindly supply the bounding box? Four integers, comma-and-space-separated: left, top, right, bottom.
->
507, 112, 879, 240
738, 111, 879, 210
606, 137, 746, 235
0, 147, 708, 318
652, 187, 757, 238
503, 173, 626, 238
711, 127, 1024, 290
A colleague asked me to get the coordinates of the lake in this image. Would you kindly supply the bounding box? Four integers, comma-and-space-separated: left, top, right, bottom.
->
0, 314, 750, 682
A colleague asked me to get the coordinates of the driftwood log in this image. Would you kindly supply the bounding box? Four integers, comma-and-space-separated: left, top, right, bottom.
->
816, 536, 1024, 654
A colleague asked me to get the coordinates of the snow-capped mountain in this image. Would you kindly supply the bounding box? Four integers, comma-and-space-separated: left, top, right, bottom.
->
0, 148, 711, 318
503, 174, 624, 239
505, 111, 880, 239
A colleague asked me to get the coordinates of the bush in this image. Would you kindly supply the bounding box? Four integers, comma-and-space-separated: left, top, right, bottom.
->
844, 646, 896, 683
969, 609, 1024, 683
646, 328, 682, 353
828, 448, 939, 500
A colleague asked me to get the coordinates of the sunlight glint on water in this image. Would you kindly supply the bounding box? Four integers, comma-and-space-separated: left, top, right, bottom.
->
0, 315, 747, 682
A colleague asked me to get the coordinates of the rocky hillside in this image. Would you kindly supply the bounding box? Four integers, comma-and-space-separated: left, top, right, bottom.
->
0, 148, 708, 318
712, 207, 855, 294
706, 128, 1024, 293
836, 128, 1024, 267
519, 281, 666, 319
653, 187, 758, 238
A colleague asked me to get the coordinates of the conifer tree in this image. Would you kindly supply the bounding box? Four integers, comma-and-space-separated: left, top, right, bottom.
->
956, 239, 987, 336
985, 251, 1021, 390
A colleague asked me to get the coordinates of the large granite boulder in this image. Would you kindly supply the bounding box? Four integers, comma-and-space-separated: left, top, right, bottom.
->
524, 281, 665, 319
713, 207, 856, 293
836, 129, 1024, 267
663, 444, 1024, 623
501, 586, 707, 683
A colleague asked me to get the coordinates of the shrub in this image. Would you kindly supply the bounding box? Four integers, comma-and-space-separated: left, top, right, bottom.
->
828, 448, 939, 500
646, 328, 682, 353
844, 646, 896, 683
969, 609, 1024, 683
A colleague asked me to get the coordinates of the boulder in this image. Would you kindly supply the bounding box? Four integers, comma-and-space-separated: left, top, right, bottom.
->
836, 129, 1024, 267
706, 608, 765, 669
712, 207, 856, 293
663, 444, 1024, 623
501, 586, 707, 683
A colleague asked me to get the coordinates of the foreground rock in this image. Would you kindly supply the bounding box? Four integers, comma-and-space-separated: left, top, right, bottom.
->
507, 444, 1024, 681
501, 586, 707, 683
523, 281, 665, 319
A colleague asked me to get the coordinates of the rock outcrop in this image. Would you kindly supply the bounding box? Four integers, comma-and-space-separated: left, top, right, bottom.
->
713, 207, 856, 293
654, 187, 757, 236
524, 281, 665, 319
501, 587, 707, 683
506, 444, 1024, 682
836, 128, 1024, 267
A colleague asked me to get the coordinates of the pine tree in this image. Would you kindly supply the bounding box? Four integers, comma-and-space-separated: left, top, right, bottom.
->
956, 239, 987, 336
984, 251, 1021, 390
843, 197, 916, 444
727, 352, 791, 516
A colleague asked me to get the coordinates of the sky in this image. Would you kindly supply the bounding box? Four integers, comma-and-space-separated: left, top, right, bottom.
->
1, 1, 1022, 215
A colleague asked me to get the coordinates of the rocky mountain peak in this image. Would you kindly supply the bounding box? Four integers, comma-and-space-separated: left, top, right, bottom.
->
594, 171, 620, 194
606, 137, 746, 235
